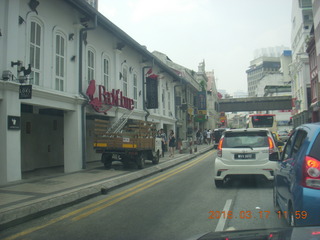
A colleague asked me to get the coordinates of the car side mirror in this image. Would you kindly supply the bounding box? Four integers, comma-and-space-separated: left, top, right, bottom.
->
269, 152, 280, 161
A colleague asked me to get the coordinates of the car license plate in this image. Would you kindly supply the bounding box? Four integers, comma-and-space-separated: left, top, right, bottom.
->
234, 153, 255, 159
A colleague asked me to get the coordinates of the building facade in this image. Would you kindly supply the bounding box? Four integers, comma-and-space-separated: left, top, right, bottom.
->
205, 70, 220, 129
245, 50, 292, 130
246, 56, 282, 97
307, 0, 320, 122
0, 0, 195, 184
290, 0, 313, 127
152, 51, 206, 141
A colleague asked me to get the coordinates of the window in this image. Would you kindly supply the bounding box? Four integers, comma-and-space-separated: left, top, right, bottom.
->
299, 0, 312, 8
29, 21, 41, 85
310, 133, 320, 160
123, 67, 128, 96
223, 131, 268, 148
133, 73, 137, 108
103, 58, 109, 89
168, 92, 171, 112
292, 130, 307, 159
55, 34, 65, 91
162, 88, 165, 115
282, 132, 295, 159
87, 50, 95, 82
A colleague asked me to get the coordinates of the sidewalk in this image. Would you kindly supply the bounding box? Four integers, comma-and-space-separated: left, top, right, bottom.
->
0, 144, 213, 230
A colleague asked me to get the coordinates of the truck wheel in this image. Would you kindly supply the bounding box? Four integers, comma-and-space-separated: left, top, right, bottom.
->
137, 153, 146, 169
104, 162, 112, 169
152, 151, 160, 165
102, 153, 112, 169
121, 157, 131, 168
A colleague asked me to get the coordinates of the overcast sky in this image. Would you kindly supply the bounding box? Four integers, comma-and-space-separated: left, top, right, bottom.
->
98, 0, 292, 95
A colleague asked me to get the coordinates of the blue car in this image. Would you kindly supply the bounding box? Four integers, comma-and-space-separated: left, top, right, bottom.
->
273, 123, 320, 226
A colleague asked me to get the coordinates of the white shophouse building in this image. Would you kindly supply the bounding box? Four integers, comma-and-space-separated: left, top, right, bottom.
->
0, 0, 180, 184
290, 0, 313, 126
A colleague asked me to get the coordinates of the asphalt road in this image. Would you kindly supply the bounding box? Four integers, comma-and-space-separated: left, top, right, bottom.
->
0, 150, 288, 240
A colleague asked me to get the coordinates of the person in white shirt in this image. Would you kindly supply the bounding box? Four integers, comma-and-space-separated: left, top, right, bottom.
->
206, 130, 212, 145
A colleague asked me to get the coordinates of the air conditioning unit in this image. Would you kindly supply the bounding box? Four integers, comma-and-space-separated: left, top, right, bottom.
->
2, 70, 12, 81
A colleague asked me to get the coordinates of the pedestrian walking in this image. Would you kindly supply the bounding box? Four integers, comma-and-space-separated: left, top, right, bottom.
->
156, 129, 161, 138
206, 129, 211, 145
196, 130, 201, 145
160, 129, 167, 157
203, 129, 207, 144
200, 131, 203, 144
168, 130, 176, 158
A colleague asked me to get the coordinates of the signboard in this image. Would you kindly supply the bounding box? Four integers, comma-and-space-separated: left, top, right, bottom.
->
86, 80, 134, 114
19, 85, 32, 99
146, 77, 158, 109
188, 108, 194, 115
198, 110, 207, 115
194, 114, 206, 122
220, 116, 227, 124
8, 116, 21, 130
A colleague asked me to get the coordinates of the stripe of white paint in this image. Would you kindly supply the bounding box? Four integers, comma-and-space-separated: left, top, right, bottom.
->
215, 199, 232, 232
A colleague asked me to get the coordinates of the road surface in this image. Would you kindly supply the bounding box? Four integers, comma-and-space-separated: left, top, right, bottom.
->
1, 150, 288, 240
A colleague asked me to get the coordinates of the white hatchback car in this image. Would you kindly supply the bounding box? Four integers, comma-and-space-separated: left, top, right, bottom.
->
214, 128, 280, 188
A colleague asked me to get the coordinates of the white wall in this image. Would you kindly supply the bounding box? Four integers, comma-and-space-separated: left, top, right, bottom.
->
0, 84, 21, 183
256, 74, 284, 97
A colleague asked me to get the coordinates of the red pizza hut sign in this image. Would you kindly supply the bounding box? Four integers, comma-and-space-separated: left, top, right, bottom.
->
86, 80, 134, 113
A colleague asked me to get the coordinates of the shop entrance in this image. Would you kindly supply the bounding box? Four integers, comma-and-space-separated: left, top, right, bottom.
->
21, 104, 64, 178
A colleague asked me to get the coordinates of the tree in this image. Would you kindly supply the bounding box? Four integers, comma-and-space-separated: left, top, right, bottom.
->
200, 80, 206, 91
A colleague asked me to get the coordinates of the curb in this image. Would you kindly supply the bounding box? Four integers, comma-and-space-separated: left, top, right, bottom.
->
0, 147, 213, 230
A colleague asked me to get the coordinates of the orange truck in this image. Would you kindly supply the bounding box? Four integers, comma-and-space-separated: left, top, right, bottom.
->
93, 119, 162, 169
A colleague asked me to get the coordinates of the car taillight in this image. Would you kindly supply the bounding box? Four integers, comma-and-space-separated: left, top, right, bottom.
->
217, 137, 224, 157
302, 156, 320, 189
268, 137, 275, 154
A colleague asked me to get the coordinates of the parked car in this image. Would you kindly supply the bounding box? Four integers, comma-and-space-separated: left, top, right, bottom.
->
277, 130, 290, 142
272, 123, 320, 226
214, 128, 280, 188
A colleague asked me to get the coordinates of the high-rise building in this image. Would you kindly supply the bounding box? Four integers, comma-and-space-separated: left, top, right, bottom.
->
246, 56, 281, 97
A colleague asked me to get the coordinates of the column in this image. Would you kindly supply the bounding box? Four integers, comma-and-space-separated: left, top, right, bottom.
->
64, 105, 82, 172
0, 85, 21, 184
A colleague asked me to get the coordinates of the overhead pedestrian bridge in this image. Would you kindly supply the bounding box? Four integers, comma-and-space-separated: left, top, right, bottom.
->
218, 96, 292, 112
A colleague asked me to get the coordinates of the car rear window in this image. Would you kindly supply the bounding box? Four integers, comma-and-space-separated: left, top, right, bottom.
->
310, 133, 320, 160
214, 130, 224, 139
223, 131, 269, 148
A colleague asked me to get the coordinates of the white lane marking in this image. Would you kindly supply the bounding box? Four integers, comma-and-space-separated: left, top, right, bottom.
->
215, 199, 232, 232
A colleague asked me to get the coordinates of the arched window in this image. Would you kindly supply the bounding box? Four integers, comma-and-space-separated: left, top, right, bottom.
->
102, 56, 110, 89
29, 20, 42, 85
162, 87, 166, 115
133, 73, 137, 108
122, 66, 128, 96
87, 49, 95, 82
55, 33, 66, 91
